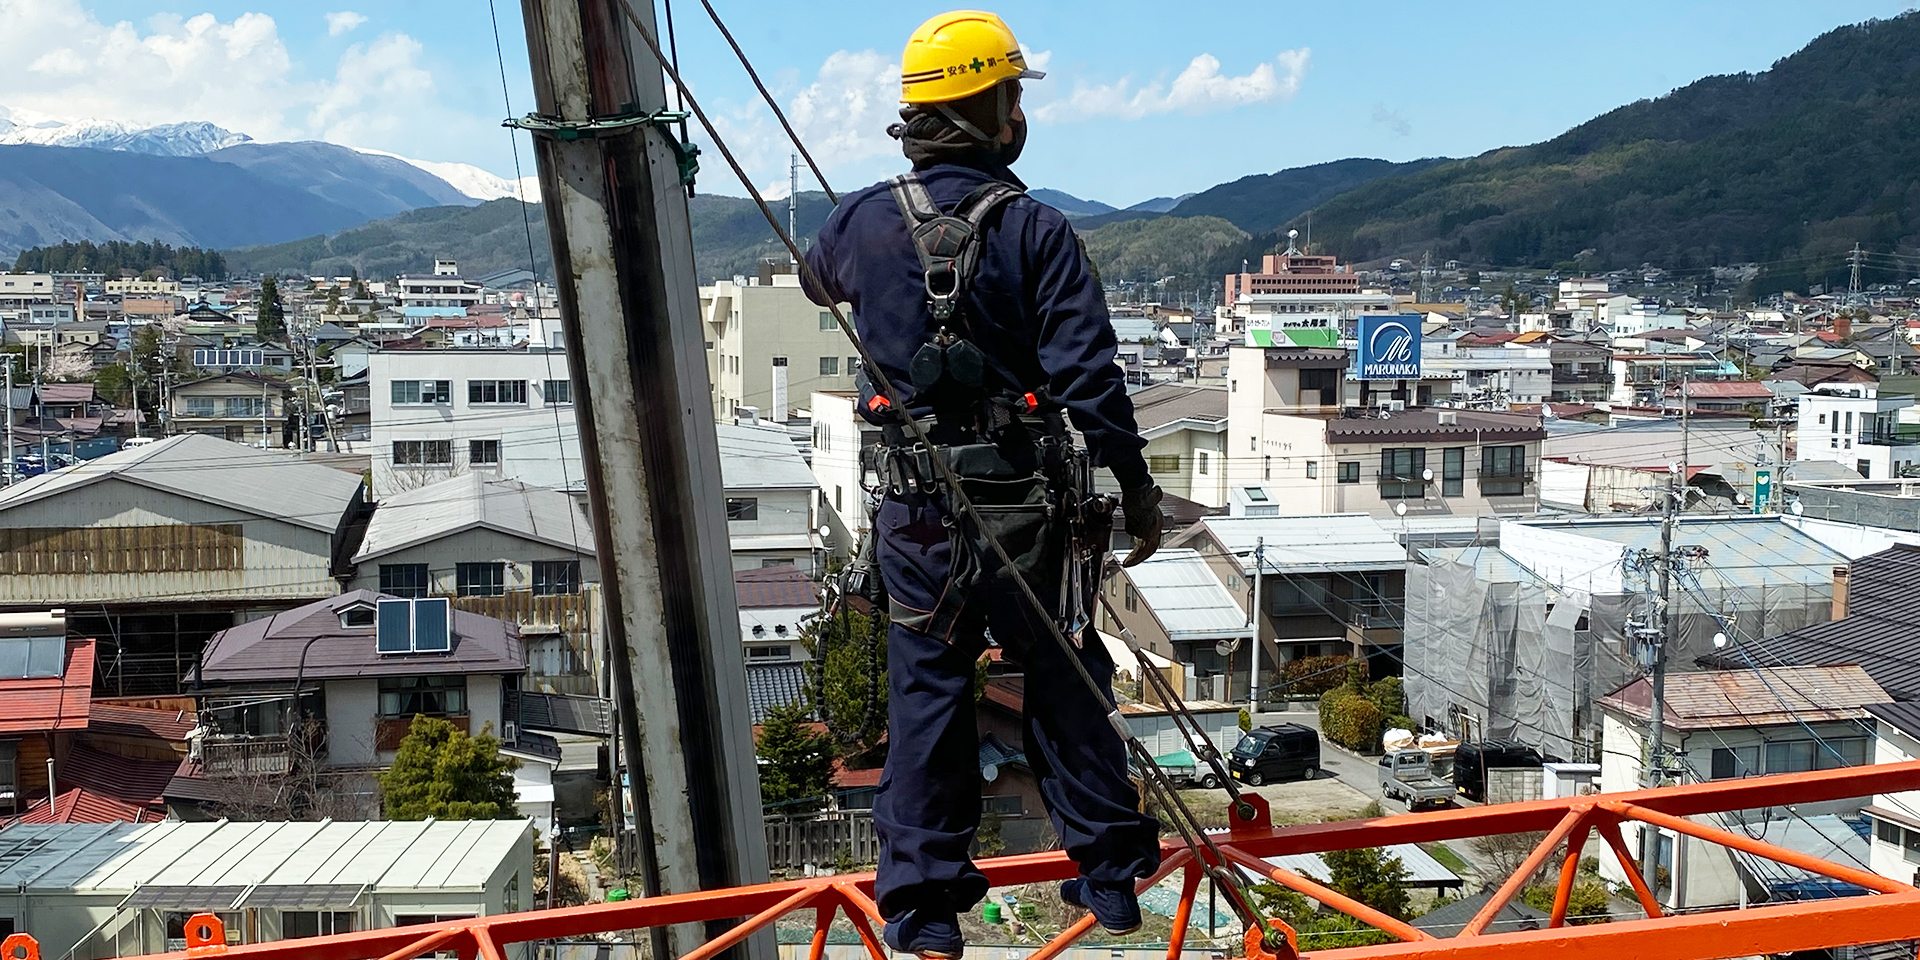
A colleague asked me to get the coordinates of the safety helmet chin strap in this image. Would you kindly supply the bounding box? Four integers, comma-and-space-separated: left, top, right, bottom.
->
935, 81, 1011, 144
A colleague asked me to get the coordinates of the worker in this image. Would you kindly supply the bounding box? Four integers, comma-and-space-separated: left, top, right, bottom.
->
802, 10, 1166, 959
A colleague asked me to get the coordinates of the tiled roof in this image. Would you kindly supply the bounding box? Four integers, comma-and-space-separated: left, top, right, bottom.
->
1685, 380, 1775, 399
197, 591, 523, 684
88, 702, 195, 741
1412, 889, 1546, 935
1324, 408, 1546, 442
58, 742, 179, 810
0, 639, 94, 734
735, 566, 819, 609
744, 662, 808, 723
10, 788, 156, 825
1601, 665, 1888, 729
1867, 702, 1920, 739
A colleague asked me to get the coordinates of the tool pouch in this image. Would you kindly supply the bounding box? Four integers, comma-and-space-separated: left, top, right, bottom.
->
914, 442, 1063, 657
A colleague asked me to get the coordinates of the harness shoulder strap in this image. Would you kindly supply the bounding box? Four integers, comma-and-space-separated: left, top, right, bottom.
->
886, 173, 1026, 326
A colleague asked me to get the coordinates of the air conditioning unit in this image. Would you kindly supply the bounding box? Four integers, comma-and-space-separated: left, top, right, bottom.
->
1388, 399, 1406, 412
1437, 410, 1459, 426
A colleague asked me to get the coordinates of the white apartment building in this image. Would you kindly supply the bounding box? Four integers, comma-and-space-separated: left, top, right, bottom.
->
1865, 703, 1920, 888
0, 272, 54, 307
1608, 300, 1693, 337
1796, 383, 1920, 480
1421, 342, 1552, 407
368, 347, 581, 496
1228, 291, 1397, 341
703, 267, 856, 422
103, 278, 182, 296
716, 421, 824, 573
395, 259, 484, 309
810, 390, 883, 557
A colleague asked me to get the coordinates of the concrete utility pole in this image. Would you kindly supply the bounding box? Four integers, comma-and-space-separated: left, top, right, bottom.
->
1249, 537, 1264, 709
1640, 461, 1679, 892
3, 362, 12, 484
518, 2, 767, 958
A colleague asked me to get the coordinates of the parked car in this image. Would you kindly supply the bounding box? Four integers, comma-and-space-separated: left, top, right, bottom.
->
1229, 724, 1321, 786
122, 436, 160, 449
12, 455, 45, 478
1453, 740, 1546, 803
1378, 749, 1454, 810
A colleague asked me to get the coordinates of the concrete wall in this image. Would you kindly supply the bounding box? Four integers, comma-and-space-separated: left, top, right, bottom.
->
704, 277, 855, 422
0, 477, 341, 604
369, 349, 581, 495
348, 528, 599, 596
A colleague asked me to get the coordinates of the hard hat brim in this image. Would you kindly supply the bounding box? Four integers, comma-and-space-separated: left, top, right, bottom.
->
1017, 69, 1045, 80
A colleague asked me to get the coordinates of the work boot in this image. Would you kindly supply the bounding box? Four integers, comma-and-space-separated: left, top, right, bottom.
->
883, 907, 965, 959
1060, 877, 1142, 935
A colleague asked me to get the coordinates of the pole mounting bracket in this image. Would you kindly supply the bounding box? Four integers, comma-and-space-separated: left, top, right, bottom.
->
504, 109, 700, 186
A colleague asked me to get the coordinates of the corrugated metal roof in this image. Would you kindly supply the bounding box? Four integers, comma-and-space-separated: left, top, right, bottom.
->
0, 434, 362, 533
355, 474, 593, 562
1256, 842, 1460, 888
1120, 548, 1246, 641
0, 820, 529, 895
87, 703, 195, 741
1184, 514, 1405, 575
1128, 383, 1228, 435
1707, 544, 1920, 699
0, 638, 93, 733
1511, 515, 1849, 592
716, 423, 815, 490
1601, 665, 1887, 729
1412, 888, 1546, 935
1867, 702, 1920, 739
1418, 546, 1532, 584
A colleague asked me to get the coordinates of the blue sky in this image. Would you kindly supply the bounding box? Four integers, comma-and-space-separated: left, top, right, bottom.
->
6, 1, 1915, 204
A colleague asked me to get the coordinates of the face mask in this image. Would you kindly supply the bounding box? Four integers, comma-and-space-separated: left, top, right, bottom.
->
999, 115, 1027, 165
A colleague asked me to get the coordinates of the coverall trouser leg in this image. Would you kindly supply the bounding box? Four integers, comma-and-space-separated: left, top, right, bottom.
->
870, 494, 1160, 920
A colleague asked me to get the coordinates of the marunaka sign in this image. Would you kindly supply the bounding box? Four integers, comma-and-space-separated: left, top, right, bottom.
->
1356, 314, 1422, 380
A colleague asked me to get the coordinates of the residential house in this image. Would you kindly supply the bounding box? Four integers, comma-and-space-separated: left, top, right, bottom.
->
183, 591, 529, 815
808, 390, 884, 559
1130, 382, 1230, 507
1096, 548, 1250, 701
0, 820, 532, 958
702, 262, 856, 422
717, 422, 823, 573
1679, 380, 1776, 415
1227, 345, 1547, 518
0, 434, 370, 696
735, 565, 818, 666
1598, 666, 1886, 910
1547, 339, 1613, 403
169, 372, 291, 447
1539, 419, 1777, 514
1863, 702, 1920, 888
348, 473, 599, 697
1170, 514, 1406, 699
1796, 383, 1919, 481
368, 346, 580, 496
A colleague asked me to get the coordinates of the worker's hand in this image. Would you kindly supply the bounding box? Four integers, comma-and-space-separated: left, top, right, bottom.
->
1121, 484, 1164, 567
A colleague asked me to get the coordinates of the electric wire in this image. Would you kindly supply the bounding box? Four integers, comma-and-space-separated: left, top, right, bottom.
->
692, 0, 837, 205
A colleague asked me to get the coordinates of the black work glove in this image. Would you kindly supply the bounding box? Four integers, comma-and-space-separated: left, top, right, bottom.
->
1121, 484, 1165, 568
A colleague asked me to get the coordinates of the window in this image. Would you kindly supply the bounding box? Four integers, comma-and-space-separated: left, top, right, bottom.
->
1710, 745, 1759, 779
282, 912, 355, 940
379, 564, 430, 598
341, 606, 376, 628
819, 356, 840, 376
469, 439, 501, 466
0, 741, 15, 815
533, 559, 581, 596
835, 485, 844, 511
468, 379, 528, 404
184, 397, 217, 417
1197, 451, 1211, 475
820, 311, 836, 331
746, 645, 792, 661
1305, 461, 1318, 479
1907, 826, 1920, 865
456, 562, 506, 597
1481, 445, 1527, 497
1766, 739, 1817, 775
392, 380, 452, 404
225, 397, 265, 418
1818, 413, 1827, 425
543, 379, 572, 404
1268, 577, 1331, 614
1379, 448, 1425, 499
393, 440, 453, 466
378, 676, 467, 718
1149, 455, 1181, 475
1299, 367, 1339, 399
982, 795, 1023, 816
1846, 411, 1855, 434
1442, 447, 1464, 498
1124, 583, 1138, 612
1817, 737, 1870, 769
726, 497, 759, 521
1263, 456, 1273, 480
1338, 461, 1361, 484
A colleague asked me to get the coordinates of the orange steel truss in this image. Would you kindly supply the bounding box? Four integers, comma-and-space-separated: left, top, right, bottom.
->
21, 761, 1920, 960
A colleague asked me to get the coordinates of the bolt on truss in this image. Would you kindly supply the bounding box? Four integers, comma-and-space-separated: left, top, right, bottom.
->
25, 761, 1920, 960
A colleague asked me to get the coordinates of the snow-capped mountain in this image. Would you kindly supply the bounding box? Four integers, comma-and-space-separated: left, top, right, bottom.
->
355, 149, 541, 203
0, 107, 251, 156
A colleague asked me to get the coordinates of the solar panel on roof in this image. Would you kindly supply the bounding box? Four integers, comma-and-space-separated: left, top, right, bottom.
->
413, 598, 450, 652
377, 599, 411, 654
0, 636, 62, 679
237, 883, 368, 909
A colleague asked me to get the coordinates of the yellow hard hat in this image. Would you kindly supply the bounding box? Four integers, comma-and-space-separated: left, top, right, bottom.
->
900, 10, 1044, 105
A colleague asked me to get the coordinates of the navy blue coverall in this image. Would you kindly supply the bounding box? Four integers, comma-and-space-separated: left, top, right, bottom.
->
804, 158, 1161, 920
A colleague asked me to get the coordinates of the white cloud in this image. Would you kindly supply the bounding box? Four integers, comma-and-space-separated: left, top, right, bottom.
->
1031, 49, 1310, 124
325, 11, 368, 37
1371, 103, 1411, 137
0, 0, 494, 166
708, 48, 901, 195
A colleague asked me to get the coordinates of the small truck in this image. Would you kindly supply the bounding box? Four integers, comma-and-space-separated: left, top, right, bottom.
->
1378, 748, 1455, 810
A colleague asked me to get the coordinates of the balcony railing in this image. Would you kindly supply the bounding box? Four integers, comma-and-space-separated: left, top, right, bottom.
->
199, 735, 293, 778
1479, 472, 1533, 497
1861, 429, 1920, 446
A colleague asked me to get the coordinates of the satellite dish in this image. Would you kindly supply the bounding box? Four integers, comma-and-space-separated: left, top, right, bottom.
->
816, 524, 832, 538
1394, 503, 1408, 517
982, 763, 999, 783
1791, 501, 1805, 516
1713, 633, 1729, 649
1422, 468, 1435, 482
1215, 638, 1242, 657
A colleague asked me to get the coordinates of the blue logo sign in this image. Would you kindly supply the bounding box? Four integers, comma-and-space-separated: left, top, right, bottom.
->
1357, 314, 1421, 380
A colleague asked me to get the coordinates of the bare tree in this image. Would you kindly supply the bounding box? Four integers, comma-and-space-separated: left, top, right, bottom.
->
205, 718, 372, 821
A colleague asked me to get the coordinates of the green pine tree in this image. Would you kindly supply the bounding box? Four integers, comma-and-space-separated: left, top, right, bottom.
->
257, 276, 287, 340
755, 702, 834, 811
378, 715, 520, 820
803, 607, 888, 758
1323, 846, 1411, 920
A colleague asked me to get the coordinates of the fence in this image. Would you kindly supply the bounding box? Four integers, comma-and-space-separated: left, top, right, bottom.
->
764, 812, 879, 871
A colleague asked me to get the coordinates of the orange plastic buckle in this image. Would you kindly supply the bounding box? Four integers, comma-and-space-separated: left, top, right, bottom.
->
867, 395, 891, 413
1022, 392, 1039, 412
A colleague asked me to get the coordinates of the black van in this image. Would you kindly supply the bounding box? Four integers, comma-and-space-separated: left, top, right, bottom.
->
1453, 740, 1545, 802
1229, 724, 1321, 786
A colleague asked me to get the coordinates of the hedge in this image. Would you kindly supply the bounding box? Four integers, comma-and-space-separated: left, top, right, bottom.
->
1319, 688, 1385, 753
1278, 654, 1358, 698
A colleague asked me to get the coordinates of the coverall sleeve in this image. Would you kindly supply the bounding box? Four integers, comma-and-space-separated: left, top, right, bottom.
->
1027, 213, 1152, 490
